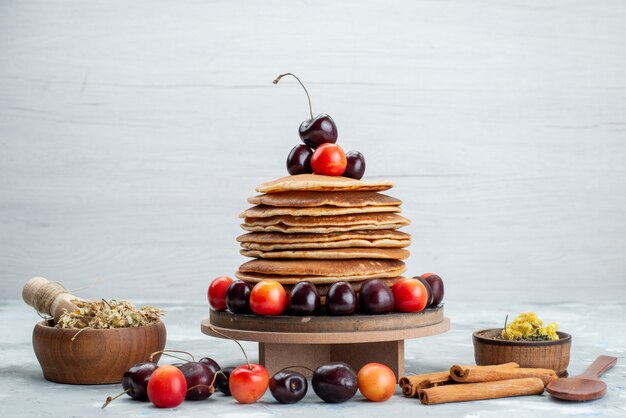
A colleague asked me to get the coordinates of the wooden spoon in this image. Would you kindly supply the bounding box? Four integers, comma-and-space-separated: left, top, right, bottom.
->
547, 355, 617, 401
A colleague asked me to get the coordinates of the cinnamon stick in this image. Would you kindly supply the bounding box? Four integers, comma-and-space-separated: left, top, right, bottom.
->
450, 365, 557, 386
399, 371, 451, 397
399, 362, 519, 397
419, 377, 545, 405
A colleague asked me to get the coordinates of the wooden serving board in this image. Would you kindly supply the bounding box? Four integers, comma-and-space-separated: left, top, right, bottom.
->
209, 305, 444, 334
201, 307, 450, 377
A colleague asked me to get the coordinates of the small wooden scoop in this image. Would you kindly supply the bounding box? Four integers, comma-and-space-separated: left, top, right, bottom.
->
22, 277, 81, 324
547, 355, 617, 401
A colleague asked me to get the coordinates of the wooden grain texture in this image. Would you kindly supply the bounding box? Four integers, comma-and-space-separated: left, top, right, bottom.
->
202, 316, 450, 344
32, 320, 166, 384
208, 305, 443, 333
0, 0, 625, 303
546, 355, 617, 401
473, 329, 571, 376
259, 340, 405, 377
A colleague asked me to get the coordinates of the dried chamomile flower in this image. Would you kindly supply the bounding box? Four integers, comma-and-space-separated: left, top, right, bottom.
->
56, 299, 163, 329
540, 322, 559, 341
501, 311, 559, 341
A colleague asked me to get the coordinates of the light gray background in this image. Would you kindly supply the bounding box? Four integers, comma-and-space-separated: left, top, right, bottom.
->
1, 0, 625, 304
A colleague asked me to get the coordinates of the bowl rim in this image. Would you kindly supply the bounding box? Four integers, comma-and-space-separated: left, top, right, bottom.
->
35, 319, 165, 333
473, 328, 571, 347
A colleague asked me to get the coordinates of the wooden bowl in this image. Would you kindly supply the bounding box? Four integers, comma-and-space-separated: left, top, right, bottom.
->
473, 329, 571, 376
32, 320, 167, 384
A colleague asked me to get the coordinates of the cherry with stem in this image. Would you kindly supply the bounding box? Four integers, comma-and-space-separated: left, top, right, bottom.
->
208, 326, 269, 404
274, 72, 338, 149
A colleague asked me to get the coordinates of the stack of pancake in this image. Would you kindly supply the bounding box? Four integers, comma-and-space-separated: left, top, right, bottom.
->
235, 174, 411, 299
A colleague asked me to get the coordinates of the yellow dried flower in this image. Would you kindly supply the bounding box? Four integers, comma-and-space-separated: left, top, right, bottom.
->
501, 311, 559, 341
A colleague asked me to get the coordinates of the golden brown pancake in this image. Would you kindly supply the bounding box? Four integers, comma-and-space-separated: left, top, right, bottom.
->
239, 204, 400, 219
241, 213, 410, 233
235, 269, 406, 284
237, 230, 411, 250
247, 191, 401, 208
241, 223, 408, 234
238, 258, 405, 277
240, 247, 410, 260
237, 230, 411, 244
243, 213, 409, 227
256, 174, 394, 193
240, 238, 410, 251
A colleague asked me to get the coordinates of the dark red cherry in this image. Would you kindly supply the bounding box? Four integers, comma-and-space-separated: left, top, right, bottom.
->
273, 73, 338, 149
287, 281, 320, 315
423, 274, 444, 306
269, 370, 308, 404
226, 280, 253, 313
344, 151, 366, 180
215, 366, 234, 396
179, 362, 215, 400
359, 279, 394, 314
286, 144, 313, 175
327, 282, 357, 315
414, 276, 433, 307
121, 361, 158, 401
199, 357, 221, 375
312, 362, 358, 403
299, 114, 338, 149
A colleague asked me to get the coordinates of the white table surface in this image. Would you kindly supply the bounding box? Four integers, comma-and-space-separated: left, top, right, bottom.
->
1, 299, 624, 417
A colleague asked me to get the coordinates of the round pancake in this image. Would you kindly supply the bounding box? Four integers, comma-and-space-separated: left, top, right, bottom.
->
239, 204, 400, 219
238, 258, 405, 277
241, 223, 408, 234
243, 213, 409, 227
240, 238, 411, 251
256, 174, 394, 193
237, 230, 411, 244
247, 191, 401, 208
240, 247, 410, 260
235, 269, 406, 284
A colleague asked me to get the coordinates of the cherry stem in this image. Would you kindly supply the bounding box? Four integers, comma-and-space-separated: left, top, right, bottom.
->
273, 73, 314, 119
101, 388, 131, 409
186, 383, 216, 395
209, 326, 251, 370
212, 370, 227, 386
149, 349, 195, 363
186, 369, 226, 395
278, 365, 315, 374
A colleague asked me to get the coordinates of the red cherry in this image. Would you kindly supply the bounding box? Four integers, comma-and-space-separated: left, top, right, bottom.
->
357, 363, 396, 402
147, 365, 187, 408
311, 143, 347, 176
208, 276, 233, 311
250, 280, 287, 316
229, 363, 270, 404
392, 278, 428, 313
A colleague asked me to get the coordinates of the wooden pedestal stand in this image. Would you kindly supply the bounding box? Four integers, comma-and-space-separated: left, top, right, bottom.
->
201, 306, 449, 377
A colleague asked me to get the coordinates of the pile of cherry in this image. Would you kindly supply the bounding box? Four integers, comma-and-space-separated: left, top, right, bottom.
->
275, 73, 366, 179
208, 273, 444, 316
103, 348, 397, 409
